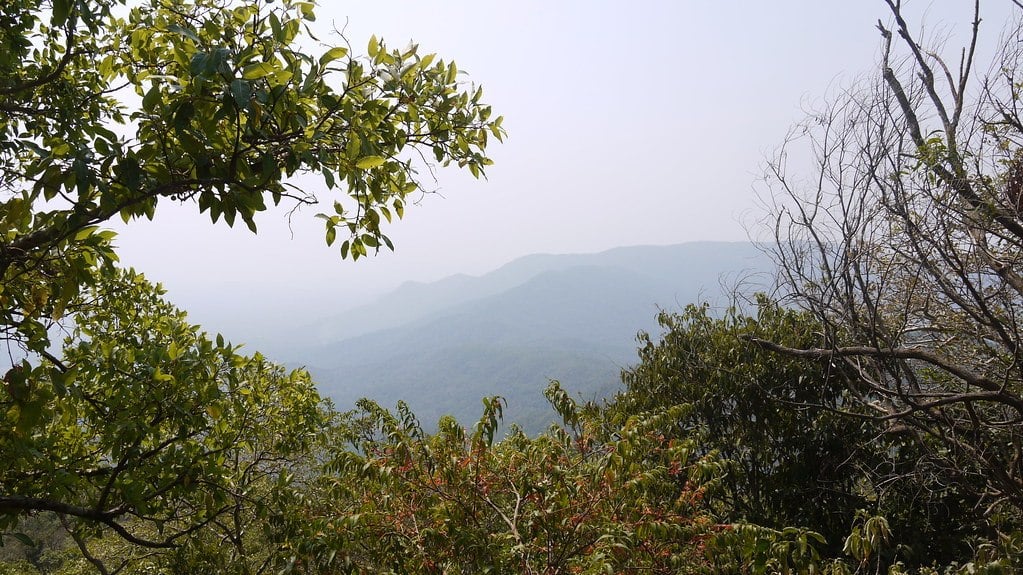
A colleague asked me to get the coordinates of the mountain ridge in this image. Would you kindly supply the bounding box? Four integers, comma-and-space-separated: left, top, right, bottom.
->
287, 241, 774, 431
288, 241, 771, 352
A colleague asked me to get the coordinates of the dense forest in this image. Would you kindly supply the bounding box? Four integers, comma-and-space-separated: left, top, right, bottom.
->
2, 0, 1023, 573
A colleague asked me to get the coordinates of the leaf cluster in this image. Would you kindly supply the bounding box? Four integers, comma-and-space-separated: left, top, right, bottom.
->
607, 299, 1001, 570
276, 385, 715, 574
1, 268, 325, 572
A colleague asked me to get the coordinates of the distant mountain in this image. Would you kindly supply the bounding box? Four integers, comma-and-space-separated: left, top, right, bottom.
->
288, 242, 773, 432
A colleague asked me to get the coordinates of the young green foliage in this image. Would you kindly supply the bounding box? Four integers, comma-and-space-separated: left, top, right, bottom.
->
281, 385, 716, 574
0, 0, 502, 565
1, 268, 325, 572
0, 0, 504, 356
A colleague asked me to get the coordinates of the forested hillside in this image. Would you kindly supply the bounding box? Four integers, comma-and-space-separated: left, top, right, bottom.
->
297, 242, 772, 430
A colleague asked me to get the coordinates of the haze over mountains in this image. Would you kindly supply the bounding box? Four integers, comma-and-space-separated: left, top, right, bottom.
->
274, 242, 774, 431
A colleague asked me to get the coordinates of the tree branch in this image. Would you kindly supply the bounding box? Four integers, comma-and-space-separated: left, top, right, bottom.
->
0, 496, 174, 549
745, 336, 1007, 396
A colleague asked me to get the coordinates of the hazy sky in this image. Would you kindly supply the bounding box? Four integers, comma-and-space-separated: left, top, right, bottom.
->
110, 1, 1014, 337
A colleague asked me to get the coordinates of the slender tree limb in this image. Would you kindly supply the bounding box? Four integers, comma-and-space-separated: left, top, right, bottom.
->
61, 515, 116, 575
745, 336, 1004, 394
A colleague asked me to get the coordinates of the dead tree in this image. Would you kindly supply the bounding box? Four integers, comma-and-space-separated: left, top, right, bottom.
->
756, 0, 1023, 513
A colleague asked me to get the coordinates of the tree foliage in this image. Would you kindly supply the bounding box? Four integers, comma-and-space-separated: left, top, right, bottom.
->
278, 385, 716, 575
0, 0, 503, 569
0, 0, 503, 358
610, 303, 869, 544
2, 269, 324, 572
607, 301, 997, 569
18, 0, 1023, 573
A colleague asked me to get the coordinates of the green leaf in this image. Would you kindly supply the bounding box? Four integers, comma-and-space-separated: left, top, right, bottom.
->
319, 46, 348, 66
166, 23, 200, 43
50, 370, 66, 397
206, 404, 223, 420
269, 12, 283, 41
189, 52, 209, 77
242, 62, 277, 80
230, 79, 252, 108
355, 156, 386, 170
142, 85, 161, 112
173, 102, 195, 130
74, 226, 100, 241
297, 1, 316, 20
271, 68, 294, 85
51, 0, 71, 26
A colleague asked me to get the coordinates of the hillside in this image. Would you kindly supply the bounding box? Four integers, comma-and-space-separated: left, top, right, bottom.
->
288, 242, 773, 431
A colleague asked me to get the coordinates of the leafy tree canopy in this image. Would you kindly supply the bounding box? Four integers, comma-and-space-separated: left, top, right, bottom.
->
0, 0, 503, 568
280, 385, 717, 575
2, 267, 325, 572
607, 300, 1003, 570
0, 0, 504, 357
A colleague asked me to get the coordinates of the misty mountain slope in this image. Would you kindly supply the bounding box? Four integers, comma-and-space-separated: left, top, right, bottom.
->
320, 344, 624, 434
289, 241, 772, 352
306, 264, 661, 373
297, 242, 774, 431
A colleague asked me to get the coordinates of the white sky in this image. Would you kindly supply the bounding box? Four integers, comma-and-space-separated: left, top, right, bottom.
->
110, 1, 1015, 339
